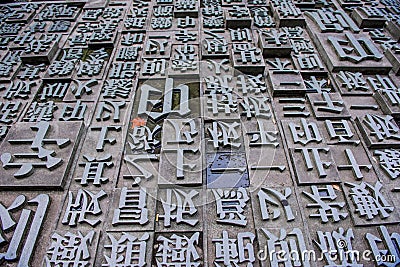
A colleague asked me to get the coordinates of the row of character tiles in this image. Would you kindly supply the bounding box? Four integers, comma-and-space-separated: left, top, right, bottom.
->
0, 114, 399, 188
0, 190, 399, 266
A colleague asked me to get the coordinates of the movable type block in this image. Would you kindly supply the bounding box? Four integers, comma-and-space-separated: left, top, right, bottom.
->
142, 34, 172, 58
45, 230, 100, 267
294, 54, 326, 74
333, 71, 373, 96
20, 34, 60, 63
174, 0, 198, 18
351, 7, 387, 28
231, 43, 265, 74
301, 184, 350, 224
252, 186, 302, 229
96, 232, 154, 267
303, 76, 332, 93
0, 193, 51, 266
258, 29, 292, 57
257, 227, 312, 267
0, 121, 83, 189
308, 92, 351, 120
202, 30, 229, 59
282, 118, 325, 148
169, 44, 199, 78
343, 181, 400, 226
225, 6, 252, 29
270, 0, 306, 27
315, 32, 392, 73
266, 58, 307, 96
305, 8, 361, 34
208, 230, 258, 267
155, 188, 203, 231
242, 119, 291, 187
105, 187, 157, 231
290, 147, 340, 185
153, 232, 203, 266
356, 114, 400, 148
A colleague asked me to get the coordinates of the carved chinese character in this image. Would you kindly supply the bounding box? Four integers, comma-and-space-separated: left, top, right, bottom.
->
260, 228, 310, 267
305, 8, 360, 33
247, 120, 278, 147
2, 80, 35, 100
104, 232, 149, 267
159, 189, 199, 227
122, 32, 145, 45
155, 233, 201, 267
205, 75, 233, 94
77, 79, 95, 96
203, 16, 224, 28
366, 226, 400, 266
116, 47, 141, 61
361, 114, 400, 143
145, 36, 169, 56
213, 231, 255, 267
236, 74, 266, 95
177, 16, 195, 28
314, 228, 361, 266
336, 71, 370, 94
151, 17, 172, 29
24, 101, 56, 122
213, 188, 249, 226
49, 20, 71, 32
0, 194, 49, 266
230, 28, 252, 42
112, 187, 148, 226
203, 30, 228, 55
207, 121, 241, 149
62, 189, 107, 227
38, 82, 69, 101
109, 62, 137, 79
0, 101, 21, 124
241, 96, 271, 119
288, 118, 323, 145
77, 48, 108, 77
142, 59, 167, 77
59, 100, 87, 121
296, 54, 325, 71
165, 119, 198, 145
102, 79, 133, 99
123, 154, 159, 185
138, 78, 190, 121
48, 59, 77, 77
46, 231, 95, 267
76, 154, 113, 186
258, 187, 295, 221
345, 181, 394, 220
95, 101, 126, 123
295, 148, 332, 178
374, 149, 400, 179
172, 44, 197, 72
18, 64, 46, 80
337, 149, 372, 179
233, 43, 262, 64
1, 121, 70, 178
207, 93, 238, 116
303, 185, 348, 223
328, 33, 383, 63
176, 30, 197, 43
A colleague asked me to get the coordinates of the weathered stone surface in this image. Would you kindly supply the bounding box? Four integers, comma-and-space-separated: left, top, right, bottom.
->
0, 121, 83, 189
